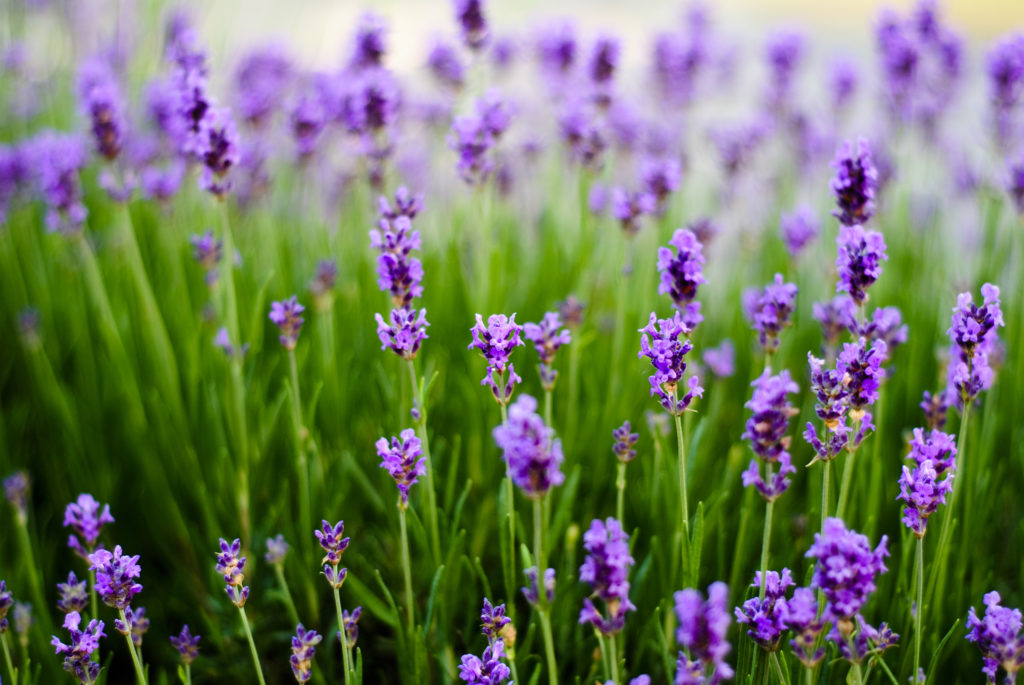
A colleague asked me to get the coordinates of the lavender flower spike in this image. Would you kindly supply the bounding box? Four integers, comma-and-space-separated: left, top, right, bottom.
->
376, 307, 429, 360
830, 138, 878, 227
784, 587, 825, 667
77, 57, 127, 161
458, 640, 511, 684
741, 370, 799, 501
657, 229, 706, 330
215, 538, 249, 607
523, 312, 571, 390
57, 572, 89, 614
315, 520, 350, 589
377, 428, 426, 508
290, 623, 322, 683
743, 274, 798, 355
469, 313, 525, 405
64, 494, 115, 559
780, 205, 819, 257
51, 611, 104, 684
493, 394, 565, 497
735, 568, 794, 651
170, 624, 200, 665
88, 545, 142, 611
269, 296, 305, 350
454, 0, 488, 51
0, 580, 12, 633
265, 534, 290, 565
966, 591, 1024, 684
806, 518, 888, 627
522, 566, 556, 606
612, 421, 639, 462
638, 311, 703, 416
836, 225, 887, 305
898, 428, 956, 537
674, 582, 734, 683
946, 284, 1004, 406
194, 106, 240, 199
578, 517, 636, 635
3, 471, 29, 522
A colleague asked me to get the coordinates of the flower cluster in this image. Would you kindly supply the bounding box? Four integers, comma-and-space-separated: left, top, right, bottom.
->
743, 274, 798, 355
813, 295, 857, 354
265, 534, 289, 565
3, 471, 28, 522
115, 605, 150, 647
674, 582, 734, 684
657, 229, 706, 330
612, 421, 639, 462
804, 352, 853, 463
194, 106, 240, 198
830, 138, 878, 226
836, 225, 887, 305
0, 580, 12, 632
170, 624, 200, 665
966, 591, 1024, 684
493, 394, 564, 497
64, 494, 115, 559
611, 187, 656, 237
24, 132, 89, 234
290, 623, 322, 683
269, 296, 306, 350
898, 427, 957, 536
89, 545, 142, 611
702, 340, 735, 379
377, 428, 426, 508
638, 312, 704, 416
215, 538, 249, 607
839, 337, 887, 415
579, 517, 635, 635
741, 370, 799, 501
459, 598, 512, 685
806, 518, 888, 624
77, 57, 127, 162
523, 566, 556, 606
57, 572, 89, 614
470, 313, 525, 405
523, 312, 571, 390
375, 307, 430, 361
946, 284, 1004, 406
735, 569, 794, 651
343, 607, 362, 649
780, 205, 819, 257
50, 611, 104, 684
190, 231, 223, 287
641, 156, 682, 214
316, 520, 350, 589
784, 587, 825, 667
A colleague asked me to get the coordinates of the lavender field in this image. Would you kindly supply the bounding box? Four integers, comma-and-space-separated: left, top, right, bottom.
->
1, 0, 1024, 683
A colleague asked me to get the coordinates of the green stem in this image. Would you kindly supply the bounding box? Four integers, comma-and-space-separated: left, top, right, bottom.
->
608, 632, 620, 685
399, 504, 416, 632
15, 516, 46, 631
290, 349, 311, 552
533, 496, 558, 685
408, 360, 441, 564
333, 587, 353, 685
119, 608, 149, 685
673, 407, 690, 584
927, 398, 970, 607
914, 535, 924, 685
90, 568, 97, 622
821, 460, 831, 531
615, 462, 626, 525
543, 387, 553, 432
1, 632, 15, 685
500, 402, 516, 609
835, 423, 861, 521
272, 563, 300, 627
237, 606, 266, 685
185, 664, 192, 685
759, 493, 775, 602
769, 651, 788, 685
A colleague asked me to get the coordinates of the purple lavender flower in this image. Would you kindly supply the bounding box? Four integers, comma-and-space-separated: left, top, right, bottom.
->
612, 421, 639, 463
987, 34, 1024, 146
588, 35, 620, 86
0, 580, 12, 632
523, 312, 571, 390
170, 624, 200, 665
1008, 156, 1024, 214
290, 623, 322, 683
522, 566, 556, 606
89, 545, 142, 611
215, 538, 249, 607
377, 428, 426, 508
265, 534, 289, 565
233, 45, 293, 126
674, 582, 734, 684
806, 518, 888, 625
141, 159, 185, 203
657, 229, 706, 329
427, 38, 465, 91
836, 225, 887, 305
458, 640, 511, 684
859, 306, 908, 358
475, 90, 513, 140
376, 307, 430, 360
454, 0, 488, 51
63, 494, 114, 558
839, 337, 887, 415
288, 83, 327, 160
829, 57, 859, 113
24, 132, 88, 233
779, 206, 819, 257
470, 313, 525, 404
343, 607, 362, 648
316, 520, 349, 589
349, 13, 387, 71
898, 428, 957, 537
831, 139, 878, 227
558, 101, 607, 171
51, 611, 104, 684
194, 107, 240, 199
3, 471, 28, 521
945, 284, 1004, 407
378, 187, 424, 221
966, 591, 1024, 684
712, 120, 767, 182
640, 156, 682, 214
57, 572, 88, 614
813, 295, 857, 353
764, 29, 805, 111
535, 20, 578, 84
743, 274, 798, 355
269, 296, 305, 351
920, 390, 949, 430
804, 352, 852, 464
735, 569, 794, 651
190, 230, 223, 286
13, 602, 30, 637
481, 598, 510, 642
611, 187, 656, 237
784, 587, 825, 667
449, 114, 495, 185
493, 394, 565, 497
836, 616, 899, 664
344, 67, 399, 135
579, 517, 635, 635
741, 370, 799, 501
638, 312, 703, 416
115, 605, 150, 647
370, 215, 424, 307
309, 259, 338, 307
77, 57, 127, 161
214, 327, 249, 359
702, 340, 735, 379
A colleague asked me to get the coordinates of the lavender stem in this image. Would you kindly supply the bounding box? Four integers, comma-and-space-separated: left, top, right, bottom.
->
407, 360, 440, 564
333, 587, 353, 685
398, 504, 415, 631
272, 563, 300, 627
533, 496, 558, 685
289, 349, 311, 556
914, 535, 924, 685
119, 608, 148, 685
237, 606, 266, 685
1, 632, 14, 685
673, 400, 691, 584
758, 476, 775, 602
615, 462, 626, 525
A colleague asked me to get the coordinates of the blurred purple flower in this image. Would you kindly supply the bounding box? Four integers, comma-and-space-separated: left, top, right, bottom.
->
493, 394, 564, 497
579, 517, 635, 635
674, 582, 734, 684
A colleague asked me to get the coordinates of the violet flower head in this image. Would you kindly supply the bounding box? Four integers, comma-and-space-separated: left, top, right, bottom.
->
350, 13, 388, 71
233, 45, 293, 126
343, 607, 362, 648
376, 307, 430, 360
579, 517, 636, 635
290, 623, 322, 684
269, 296, 305, 350
536, 20, 578, 82
743, 274, 798, 355
13, 602, 30, 637
764, 29, 805, 109
836, 225, 887, 305
194, 106, 240, 199
838, 337, 887, 415
638, 311, 704, 416
784, 587, 825, 667
611, 187, 656, 238
829, 57, 859, 113
51, 611, 104, 684
612, 421, 639, 463
804, 352, 852, 464
741, 370, 799, 501
779, 205, 819, 257
265, 534, 290, 565
378, 186, 424, 221
63, 494, 114, 557
523, 312, 571, 390
480, 598, 510, 642
170, 624, 200, 665
190, 230, 223, 286
641, 156, 682, 213
89, 545, 142, 611
288, 84, 328, 160
449, 114, 495, 185
141, 159, 186, 203
469, 313, 524, 404
458, 640, 511, 685
986, 34, 1024, 145
657, 229, 707, 329
1008, 156, 1024, 214
735, 568, 794, 651
475, 90, 513, 140
588, 35, 620, 86
57, 572, 89, 614
0, 580, 11, 632
77, 57, 127, 161
946, 284, 1004, 406
213, 327, 249, 359
920, 390, 949, 430
558, 101, 608, 171
859, 306, 908, 358
377, 428, 426, 508
674, 582, 734, 684
830, 138, 878, 226
345, 67, 399, 134
24, 131, 88, 234
3, 471, 28, 521
522, 566, 556, 607
115, 605, 150, 647
813, 295, 857, 351
493, 394, 565, 497
702, 340, 735, 379
309, 259, 339, 305
215, 538, 249, 607
836, 616, 899, 664
966, 591, 1024, 684
898, 427, 957, 537
454, 0, 488, 51
806, 518, 888, 624
370, 215, 423, 307
428, 38, 465, 91
316, 520, 350, 589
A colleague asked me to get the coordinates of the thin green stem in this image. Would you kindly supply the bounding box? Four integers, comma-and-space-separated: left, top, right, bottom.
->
914, 534, 924, 685
608, 632, 620, 685
407, 360, 441, 564
237, 606, 266, 685
759, 493, 775, 602
500, 402, 516, 610
90, 568, 97, 622
533, 496, 558, 685
821, 460, 831, 531
333, 587, 354, 685
272, 563, 300, 627
1, 632, 15, 685
119, 608, 148, 685
398, 504, 416, 632
835, 419, 862, 521
185, 664, 192, 685
615, 462, 626, 525
290, 349, 311, 558
928, 398, 971, 608
769, 651, 788, 685
15, 517, 46, 631
543, 387, 553, 432
673, 408, 690, 584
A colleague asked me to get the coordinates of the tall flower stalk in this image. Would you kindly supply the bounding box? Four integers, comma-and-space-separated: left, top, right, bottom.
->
316, 521, 354, 684
89, 546, 147, 684
215, 538, 265, 685
612, 422, 639, 523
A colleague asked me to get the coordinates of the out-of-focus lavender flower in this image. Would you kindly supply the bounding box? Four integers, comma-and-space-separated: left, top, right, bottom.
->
558, 101, 607, 171
170, 624, 200, 665
806, 518, 888, 625
652, 29, 706, 108
290, 623, 322, 683
89, 545, 142, 611
193, 107, 240, 199
13, 602, 31, 639
190, 230, 223, 286
491, 34, 518, 71
779, 206, 819, 257
77, 57, 127, 161
784, 586, 825, 667
214, 327, 249, 359
612, 421, 639, 463
523, 312, 571, 390
558, 295, 585, 330
57, 572, 89, 614
377, 428, 426, 508
741, 370, 799, 501
0, 144, 25, 223
215, 538, 249, 608
265, 534, 289, 565
141, 158, 186, 203
522, 566, 556, 606
427, 38, 465, 91
638, 312, 703, 416
829, 57, 859, 114
835, 616, 899, 664
588, 35, 620, 86
269, 296, 305, 351
838, 337, 887, 415
454, 0, 488, 51
674, 582, 734, 684
51, 611, 104, 684
986, 34, 1024, 146
475, 90, 513, 140
376, 307, 430, 360
640, 156, 682, 214
316, 520, 350, 589
344, 68, 399, 135
579, 517, 635, 635
3, 471, 28, 522
470, 313, 524, 404
234, 45, 293, 126
0, 581, 13, 633
349, 13, 387, 70
687, 217, 719, 249
309, 259, 338, 309
535, 19, 577, 85
966, 591, 1024, 684
115, 605, 150, 647
859, 306, 907, 359
342, 606, 362, 648
743, 274, 797, 355
1008, 156, 1024, 214
831, 139, 878, 227
764, 29, 805, 111
657, 229, 706, 330
946, 284, 1004, 406
493, 394, 565, 497
898, 428, 956, 536
920, 390, 948, 430
712, 120, 766, 182
458, 640, 511, 684
836, 225, 887, 305
370, 216, 424, 307
735, 569, 794, 651
702, 340, 735, 379
288, 82, 327, 160
24, 132, 88, 234
449, 114, 495, 185
611, 187, 656, 237
378, 187, 424, 221
813, 295, 857, 353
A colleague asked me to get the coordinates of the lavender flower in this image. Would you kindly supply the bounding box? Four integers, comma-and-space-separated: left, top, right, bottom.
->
265, 534, 290, 565
743, 274, 798, 355
657, 229, 706, 330
77, 58, 127, 161
189, 231, 223, 286
784, 587, 825, 667
376, 307, 430, 360
269, 296, 305, 350
741, 370, 799, 501
702, 340, 735, 379
316, 520, 350, 589
946, 284, 1004, 407
0, 581, 12, 632
454, 0, 488, 51
194, 107, 240, 198
349, 13, 387, 70
641, 156, 682, 214
458, 640, 511, 684
829, 57, 859, 113
449, 114, 494, 185
966, 591, 1024, 684
920, 390, 949, 430
309, 259, 338, 309
806, 518, 888, 625
13, 602, 31, 639
638, 311, 703, 416
523, 312, 571, 390
735, 569, 794, 651
115, 605, 150, 647
63, 494, 114, 559
612, 421, 639, 463
57, 572, 88, 614
215, 538, 249, 607
579, 517, 635, 635
233, 45, 293, 126
288, 84, 327, 160
839, 337, 887, 417
779, 206, 819, 257
813, 295, 857, 353
764, 29, 805, 111
469, 313, 525, 405
24, 132, 88, 233
859, 306, 908, 358
170, 625, 200, 665
804, 352, 852, 463
674, 582, 734, 684
51, 611, 104, 684
987, 34, 1024, 146
378, 187, 424, 221
370, 216, 424, 307
558, 102, 607, 171
475, 90, 513, 140
428, 38, 465, 91
214, 327, 249, 359
831, 139, 878, 226
290, 623, 322, 683
1008, 156, 1024, 214
522, 566, 556, 606
89, 545, 141, 611
898, 428, 957, 537
481, 598, 510, 642
343, 606, 362, 648
3, 471, 28, 521
493, 394, 565, 497
377, 428, 426, 508
344, 67, 399, 135
611, 187, 656, 237
836, 616, 899, 664
836, 225, 887, 305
